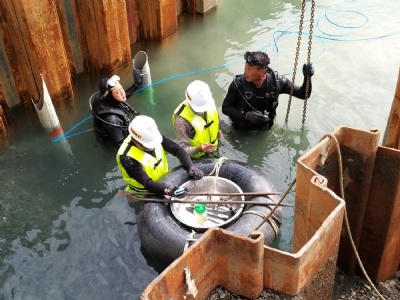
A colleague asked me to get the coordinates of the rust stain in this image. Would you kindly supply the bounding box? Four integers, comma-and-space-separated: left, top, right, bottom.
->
0, 0, 181, 126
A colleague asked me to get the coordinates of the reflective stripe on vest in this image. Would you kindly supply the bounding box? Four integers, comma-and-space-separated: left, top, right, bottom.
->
116, 135, 168, 192
172, 101, 219, 158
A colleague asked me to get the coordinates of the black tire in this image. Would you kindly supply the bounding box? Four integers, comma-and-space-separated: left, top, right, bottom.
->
137, 159, 282, 265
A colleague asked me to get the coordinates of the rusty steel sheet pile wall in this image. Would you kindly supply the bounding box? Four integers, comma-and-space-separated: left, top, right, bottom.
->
0, 0, 201, 148
92, 0, 131, 71
0, 0, 181, 111
383, 68, 400, 149
295, 126, 380, 276
126, 0, 178, 41
126, 0, 141, 44
263, 176, 345, 297
295, 126, 400, 284
357, 146, 400, 283
0, 0, 73, 108
141, 228, 265, 300
0, 0, 41, 108
12, 0, 73, 103
0, 105, 10, 147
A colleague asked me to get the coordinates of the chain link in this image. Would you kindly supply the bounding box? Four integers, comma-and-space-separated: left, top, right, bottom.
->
285, 0, 306, 123
285, 0, 316, 125
302, 0, 315, 124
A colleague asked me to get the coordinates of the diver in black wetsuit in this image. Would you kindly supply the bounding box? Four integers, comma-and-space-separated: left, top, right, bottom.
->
91, 70, 143, 149
222, 51, 315, 130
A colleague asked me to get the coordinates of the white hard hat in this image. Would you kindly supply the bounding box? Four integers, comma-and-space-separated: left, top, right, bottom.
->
128, 115, 162, 149
185, 80, 214, 112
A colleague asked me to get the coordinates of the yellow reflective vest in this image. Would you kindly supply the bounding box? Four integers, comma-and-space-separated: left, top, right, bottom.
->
172, 101, 219, 158
116, 136, 168, 192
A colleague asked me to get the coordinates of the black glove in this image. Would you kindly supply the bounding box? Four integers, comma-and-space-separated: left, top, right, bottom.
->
167, 186, 188, 199
302, 63, 314, 77
133, 69, 144, 86
245, 111, 269, 125
189, 166, 204, 180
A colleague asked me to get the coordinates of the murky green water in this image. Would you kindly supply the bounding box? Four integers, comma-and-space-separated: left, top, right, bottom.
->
1, 0, 399, 299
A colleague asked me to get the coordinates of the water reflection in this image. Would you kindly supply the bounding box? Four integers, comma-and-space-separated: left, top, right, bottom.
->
2, 196, 158, 299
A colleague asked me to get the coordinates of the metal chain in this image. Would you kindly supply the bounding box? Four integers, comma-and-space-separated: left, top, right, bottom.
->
302, 0, 315, 124
285, 0, 306, 123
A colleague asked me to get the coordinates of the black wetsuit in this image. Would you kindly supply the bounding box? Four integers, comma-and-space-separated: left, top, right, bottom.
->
119, 135, 193, 195
222, 68, 312, 130
92, 89, 139, 148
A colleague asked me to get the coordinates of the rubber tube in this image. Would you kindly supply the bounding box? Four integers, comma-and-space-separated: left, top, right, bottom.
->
137, 159, 282, 265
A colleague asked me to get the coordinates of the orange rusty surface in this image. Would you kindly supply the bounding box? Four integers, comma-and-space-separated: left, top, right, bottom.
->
0, 0, 37, 105
263, 176, 345, 297
1, 0, 181, 110
0, 105, 10, 148
54, 1, 80, 77
357, 146, 400, 283
12, 0, 73, 103
126, 0, 140, 44
0, 117, 9, 148
383, 69, 400, 149
187, 0, 197, 15
295, 126, 381, 276
73, 0, 104, 72
296, 126, 400, 283
158, 0, 178, 40
92, 0, 131, 72
141, 228, 265, 300
134, 0, 178, 41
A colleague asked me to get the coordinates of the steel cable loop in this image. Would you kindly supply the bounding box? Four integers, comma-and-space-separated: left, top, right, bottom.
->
250, 179, 296, 236
319, 133, 386, 300
243, 210, 280, 239
243, 210, 282, 225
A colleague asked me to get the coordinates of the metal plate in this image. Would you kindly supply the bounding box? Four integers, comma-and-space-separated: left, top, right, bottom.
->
170, 176, 245, 230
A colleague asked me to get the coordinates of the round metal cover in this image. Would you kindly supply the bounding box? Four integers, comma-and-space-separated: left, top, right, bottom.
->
170, 176, 245, 230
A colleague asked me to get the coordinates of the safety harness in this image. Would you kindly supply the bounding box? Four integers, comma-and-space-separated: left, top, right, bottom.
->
233, 67, 280, 118
91, 93, 139, 129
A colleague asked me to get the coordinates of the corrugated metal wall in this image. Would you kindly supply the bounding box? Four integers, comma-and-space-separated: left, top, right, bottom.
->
0, 0, 194, 110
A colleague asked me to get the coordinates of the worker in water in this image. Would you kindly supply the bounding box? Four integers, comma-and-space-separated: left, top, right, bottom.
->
222, 51, 315, 130
172, 80, 222, 158
91, 70, 144, 149
116, 115, 204, 198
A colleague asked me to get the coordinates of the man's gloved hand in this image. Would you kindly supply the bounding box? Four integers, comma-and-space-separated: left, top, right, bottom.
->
245, 111, 269, 125
133, 69, 144, 86
189, 166, 204, 180
167, 186, 188, 199
303, 63, 314, 77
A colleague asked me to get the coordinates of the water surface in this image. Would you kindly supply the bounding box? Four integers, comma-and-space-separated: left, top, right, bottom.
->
1, 0, 399, 299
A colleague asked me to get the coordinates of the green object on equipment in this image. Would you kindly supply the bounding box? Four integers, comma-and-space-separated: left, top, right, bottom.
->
194, 203, 206, 214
